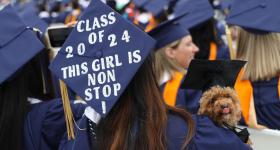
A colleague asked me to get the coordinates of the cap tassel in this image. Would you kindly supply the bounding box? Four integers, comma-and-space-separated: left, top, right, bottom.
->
225, 25, 236, 59
59, 80, 75, 140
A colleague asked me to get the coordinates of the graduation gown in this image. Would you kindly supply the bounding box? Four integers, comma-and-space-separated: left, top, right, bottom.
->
160, 72, 202, 114
208, 42, 230, 60
59, 114, 251, 150
24, 99, 87, 150
24, 99, 249, 150
24, 99, 250, 150
167, 115, 251, 150
252, 77, 280, 129
235, 76, 280, 130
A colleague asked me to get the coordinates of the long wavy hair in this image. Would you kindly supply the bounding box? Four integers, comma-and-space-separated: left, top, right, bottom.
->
0, 63, 31, 150
95, 53, 195, 150
0, 49, 53, 150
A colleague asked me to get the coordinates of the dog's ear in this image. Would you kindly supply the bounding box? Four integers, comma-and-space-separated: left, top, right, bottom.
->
234, 100, 242, 122
198, 88, 216, 115
225, 87, 240, 103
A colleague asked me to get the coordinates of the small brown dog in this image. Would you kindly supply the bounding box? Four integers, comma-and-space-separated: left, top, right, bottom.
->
198, 86, 252, 145
198, 86, 241, 127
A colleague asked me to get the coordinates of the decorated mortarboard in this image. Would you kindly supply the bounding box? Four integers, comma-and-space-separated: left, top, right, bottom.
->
226, 0, 280, 33
173, 0, 214, 29
0, 5, 44, 84
143, 0, 169, 17
148, 12, 189, 49
49, 0, 155, 117
180, 59, 246, 91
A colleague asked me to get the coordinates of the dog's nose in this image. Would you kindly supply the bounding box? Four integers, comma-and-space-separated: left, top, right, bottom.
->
221, 104, 228, 109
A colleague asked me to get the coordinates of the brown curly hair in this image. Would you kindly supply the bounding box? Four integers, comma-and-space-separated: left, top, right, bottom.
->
198, 86, 242, 126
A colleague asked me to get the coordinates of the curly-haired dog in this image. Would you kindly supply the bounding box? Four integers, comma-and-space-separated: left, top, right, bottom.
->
198, 86, 252, 145
198, 86, 241, 126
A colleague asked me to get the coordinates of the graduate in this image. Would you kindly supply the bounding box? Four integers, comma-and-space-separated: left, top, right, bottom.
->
24, 0, 251, 150
173, 0, 231, 60
180, 59, 252, 148
0, 4, 47, 150
149, 14, 201, 113
227, 0, 280, 130
155, 0, 233, 114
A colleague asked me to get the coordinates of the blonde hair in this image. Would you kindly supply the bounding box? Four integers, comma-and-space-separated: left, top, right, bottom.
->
154, 40, 187, 84
237, 28, 280, 81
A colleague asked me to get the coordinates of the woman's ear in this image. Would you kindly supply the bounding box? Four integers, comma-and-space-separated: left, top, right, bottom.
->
165, 47, 177, 59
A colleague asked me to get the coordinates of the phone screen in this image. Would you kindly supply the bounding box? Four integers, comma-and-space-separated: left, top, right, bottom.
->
48, 27, 74, 48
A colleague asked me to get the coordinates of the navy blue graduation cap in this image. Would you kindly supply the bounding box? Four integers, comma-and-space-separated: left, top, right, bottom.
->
220, 0, 233, 10
180, 59, 246, 91
0, 5, 44, 84
143, 0, 169, 16
148, 13, 189, 49
19, 1, 38, 13
173, 0, 214, 29
226, 0, 280, 33
19, 9, 48, 34
49, 0, 155, 117
133, 0, 149, 7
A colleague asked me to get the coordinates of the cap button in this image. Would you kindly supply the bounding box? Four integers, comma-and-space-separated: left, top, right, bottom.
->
94, 50, 103, 58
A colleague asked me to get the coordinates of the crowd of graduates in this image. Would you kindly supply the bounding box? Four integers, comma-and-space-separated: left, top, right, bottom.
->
0, 0, 280, 149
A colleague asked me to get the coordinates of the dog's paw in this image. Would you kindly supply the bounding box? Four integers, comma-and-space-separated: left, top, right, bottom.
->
246, 138, 253, 146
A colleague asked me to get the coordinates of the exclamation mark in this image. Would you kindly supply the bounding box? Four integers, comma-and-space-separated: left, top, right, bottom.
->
101, 101, 106, 114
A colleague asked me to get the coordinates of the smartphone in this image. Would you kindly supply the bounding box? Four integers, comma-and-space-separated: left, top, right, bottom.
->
45, 25, 74, 59
46, 25, 74, 48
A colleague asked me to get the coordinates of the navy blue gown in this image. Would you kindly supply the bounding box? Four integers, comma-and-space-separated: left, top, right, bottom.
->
175, 88, 202, 114
216, 45, 230, 60
24, 99, 251, 150
160, 81, 202, 114
24, 99, 87, 150
252, 77, 280, 130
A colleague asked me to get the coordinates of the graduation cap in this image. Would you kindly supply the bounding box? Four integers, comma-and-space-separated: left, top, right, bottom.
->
20, 1, 38, 14
220, 0, 233, 10
180, 59, 246, 91
19, 9, 48, 34
49, 0, 155, 117
173, 0, 214, 29
226, 0, 280, 33
133, 0, 149, 7
143, 0, 169, 17
0, 5, 44, 84
148, 12, 189, 49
